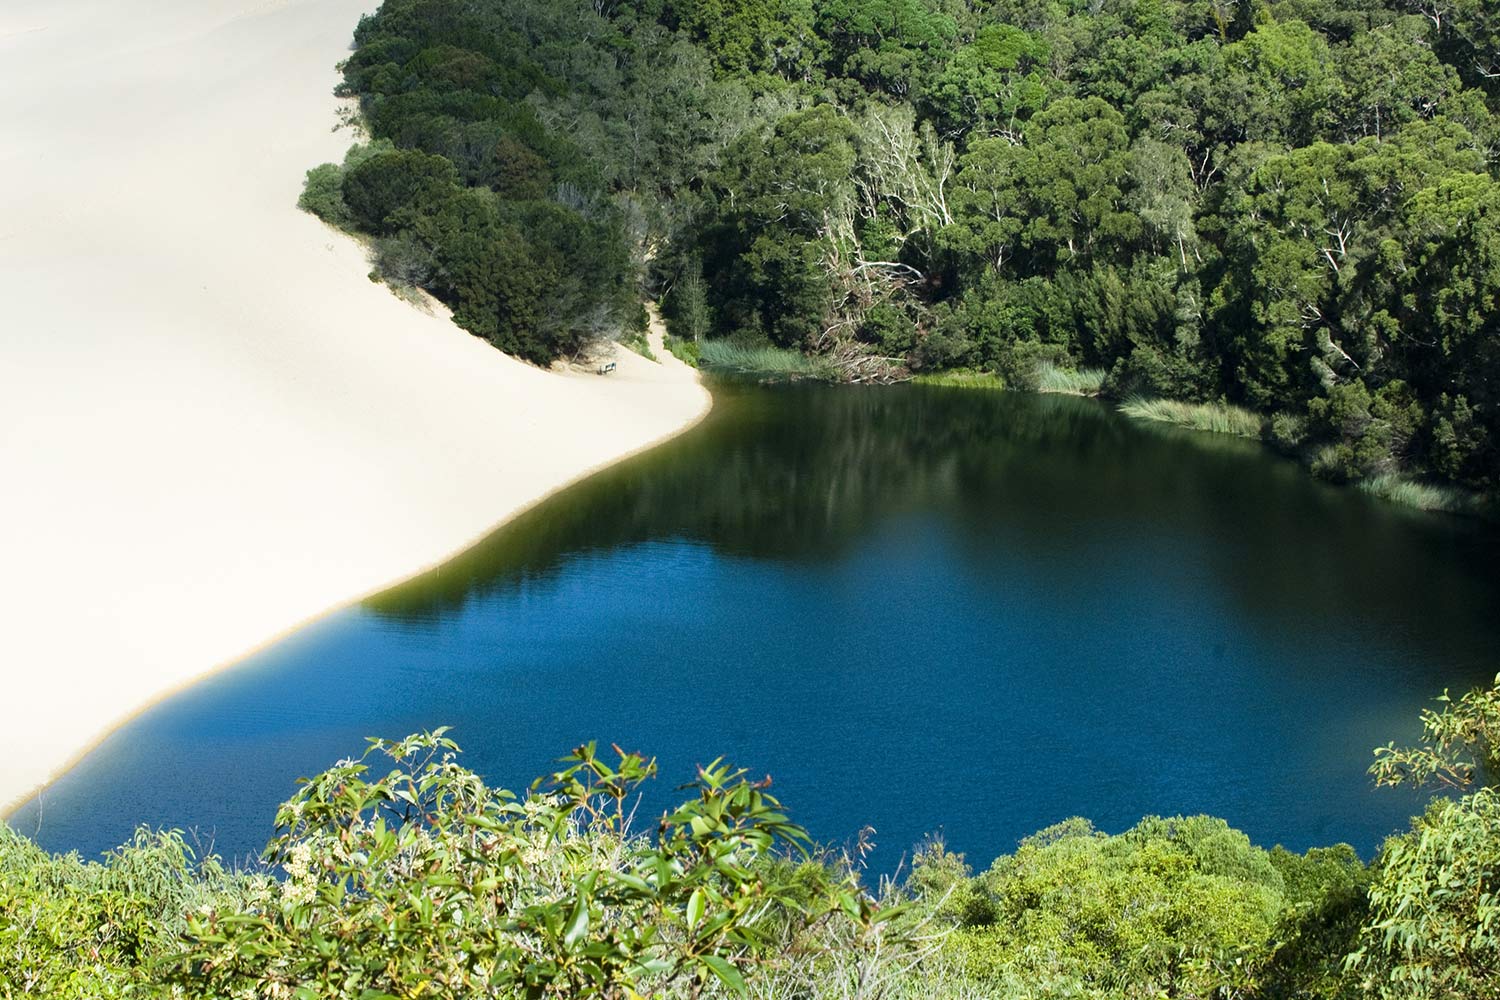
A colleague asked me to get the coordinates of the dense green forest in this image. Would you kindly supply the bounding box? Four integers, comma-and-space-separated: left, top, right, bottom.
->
3, 678, 1497, 997
300, 0, 1500, 503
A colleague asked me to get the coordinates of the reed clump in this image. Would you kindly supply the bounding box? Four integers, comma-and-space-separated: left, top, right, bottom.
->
912, 370, 1007, 390
1120, 397, 1265, 439
1034, 363, 1106, 396
699, 341, 835, 382
1358, 473, 1470, 514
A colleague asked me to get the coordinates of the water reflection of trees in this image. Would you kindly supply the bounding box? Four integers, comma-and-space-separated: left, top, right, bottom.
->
369, 387, 1119, 618
368, 386, 1500, 678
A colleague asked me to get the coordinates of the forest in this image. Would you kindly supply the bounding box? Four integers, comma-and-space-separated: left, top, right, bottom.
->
298, 0, 1500, 503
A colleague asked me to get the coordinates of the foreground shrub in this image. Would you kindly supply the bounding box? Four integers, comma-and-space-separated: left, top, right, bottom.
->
8, 677, 1500, 999
177, 731, 886, 998
903, 816, 1371, 999
1352, 791, 1500, 999
1352, 674, 1500, 998
0, 825, 257, 997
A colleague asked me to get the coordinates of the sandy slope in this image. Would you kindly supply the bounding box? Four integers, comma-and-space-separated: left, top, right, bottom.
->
0, 1, 711, 814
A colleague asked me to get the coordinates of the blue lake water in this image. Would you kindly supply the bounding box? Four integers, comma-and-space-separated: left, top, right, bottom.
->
13, 386, 1499, 872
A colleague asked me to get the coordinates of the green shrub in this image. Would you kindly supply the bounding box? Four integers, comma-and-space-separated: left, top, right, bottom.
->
372, 230, 439, 288
860, 302, 919, 356
1352, 674, 1500, 997
1271, 411, 1311, 451
177, 732, 882, 999
1352, 791, 1500, 999
298, 162, 352, 227
619, 329, 657, 361
937, 816, 1290, 996
0, 825, 260, 996
341, 149, 461, 236
297, 141, 398, 231
664, 335, 701, 366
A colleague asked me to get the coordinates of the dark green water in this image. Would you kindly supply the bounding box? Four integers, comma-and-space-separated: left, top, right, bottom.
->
14, 386, 1499, 870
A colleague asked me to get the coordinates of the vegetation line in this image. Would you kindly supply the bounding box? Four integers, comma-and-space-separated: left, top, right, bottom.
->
6, 677, 1499, 997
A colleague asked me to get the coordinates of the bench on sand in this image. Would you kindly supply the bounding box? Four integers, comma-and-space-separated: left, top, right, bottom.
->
597, 361, 617, 375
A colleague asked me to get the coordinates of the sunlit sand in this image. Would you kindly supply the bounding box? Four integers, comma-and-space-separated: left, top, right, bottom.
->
0, 0, 710, 814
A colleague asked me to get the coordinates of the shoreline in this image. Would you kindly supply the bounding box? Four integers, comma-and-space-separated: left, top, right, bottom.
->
0, 1, 710, 817
3, 371, 710, 821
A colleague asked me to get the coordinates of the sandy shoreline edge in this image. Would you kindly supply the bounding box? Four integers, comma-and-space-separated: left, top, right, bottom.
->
2, 376, 710, 821
0, 0, 710, 818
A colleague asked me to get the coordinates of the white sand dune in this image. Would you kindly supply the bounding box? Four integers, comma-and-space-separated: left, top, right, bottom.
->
0, 1, 710, 814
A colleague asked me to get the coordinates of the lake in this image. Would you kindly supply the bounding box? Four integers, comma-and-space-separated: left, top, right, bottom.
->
13, 385, 1499, 872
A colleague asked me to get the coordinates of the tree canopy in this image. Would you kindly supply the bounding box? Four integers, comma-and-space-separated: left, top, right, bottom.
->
302, 0, 1500, 496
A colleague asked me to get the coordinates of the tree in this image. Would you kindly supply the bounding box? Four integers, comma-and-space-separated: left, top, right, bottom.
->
814, 0, 958, 98
929, 24, 1051, 136
341, 148, 461, 236
1336, 17, 1462, 140
1218, 20, 1342, 145
667, 0, 824, 78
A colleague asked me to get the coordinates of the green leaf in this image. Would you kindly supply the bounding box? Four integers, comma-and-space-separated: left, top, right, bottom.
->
563, 896, 590, 949
700, 954, 746, 993
687, 887, 706, 931
871, 901, 913, 924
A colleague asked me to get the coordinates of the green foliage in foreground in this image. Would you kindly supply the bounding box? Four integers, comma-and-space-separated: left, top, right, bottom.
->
181, 733, 892, 999
1121, 397, 1268, 440
911, 818, 1370, 1000
4, 677, 1500, 998
0, 825, 259, 997
1355, 674, 1500, 998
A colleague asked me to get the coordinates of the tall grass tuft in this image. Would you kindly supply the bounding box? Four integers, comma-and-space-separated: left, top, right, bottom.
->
912, 370, 1006, 390
1035, 363, 1106, 396
1359, 474, 1469, 514
1120, 397, 1265, 439
699, 341, 834, 382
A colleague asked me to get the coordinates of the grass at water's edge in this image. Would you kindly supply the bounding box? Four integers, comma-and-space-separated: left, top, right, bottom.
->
912, 370, 1007, 390
1358, 473, 1474, 514
699, 341, 836, 382
912, 373, 1491, 519
1119, 396, 1266, 439
1035, 362, 1106, 396
1118, 396, 1489, 516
